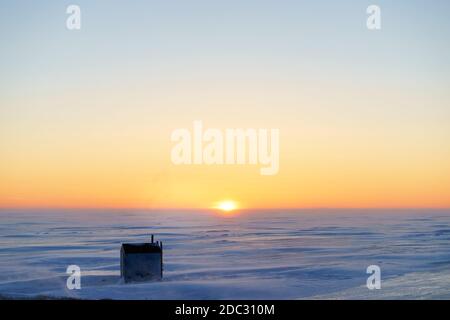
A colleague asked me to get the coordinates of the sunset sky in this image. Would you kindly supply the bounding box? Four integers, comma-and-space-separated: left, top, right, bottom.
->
1, 1, 449, 209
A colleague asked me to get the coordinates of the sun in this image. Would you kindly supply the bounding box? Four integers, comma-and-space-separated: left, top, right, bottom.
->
215, 200, 238, 212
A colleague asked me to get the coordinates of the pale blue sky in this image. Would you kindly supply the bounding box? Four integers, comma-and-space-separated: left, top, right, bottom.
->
1, 0, 449, 95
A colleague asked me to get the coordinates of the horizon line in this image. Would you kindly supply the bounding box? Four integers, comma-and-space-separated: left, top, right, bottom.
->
1, 206, 449, 211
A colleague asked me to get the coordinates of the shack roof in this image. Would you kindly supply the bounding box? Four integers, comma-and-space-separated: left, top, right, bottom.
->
121, 243, 162, 254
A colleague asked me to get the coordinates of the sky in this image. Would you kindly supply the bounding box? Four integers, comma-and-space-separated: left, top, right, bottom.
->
1, 0, 449, 209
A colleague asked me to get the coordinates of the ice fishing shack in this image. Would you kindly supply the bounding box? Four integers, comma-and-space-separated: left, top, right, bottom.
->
120, 235, 163, 283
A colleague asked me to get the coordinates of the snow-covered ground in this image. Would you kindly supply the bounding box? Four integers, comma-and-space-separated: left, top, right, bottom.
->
311, 269, 450, 300
1, 209, 450, 299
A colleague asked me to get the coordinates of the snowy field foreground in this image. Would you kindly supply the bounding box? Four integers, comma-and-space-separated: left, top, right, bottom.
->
1, 209, 450, 299
311, 269, 450, 299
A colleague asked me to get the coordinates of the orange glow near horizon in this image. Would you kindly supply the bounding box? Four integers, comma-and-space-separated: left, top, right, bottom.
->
1, 136, 449, 210
1, 132, 450, 210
